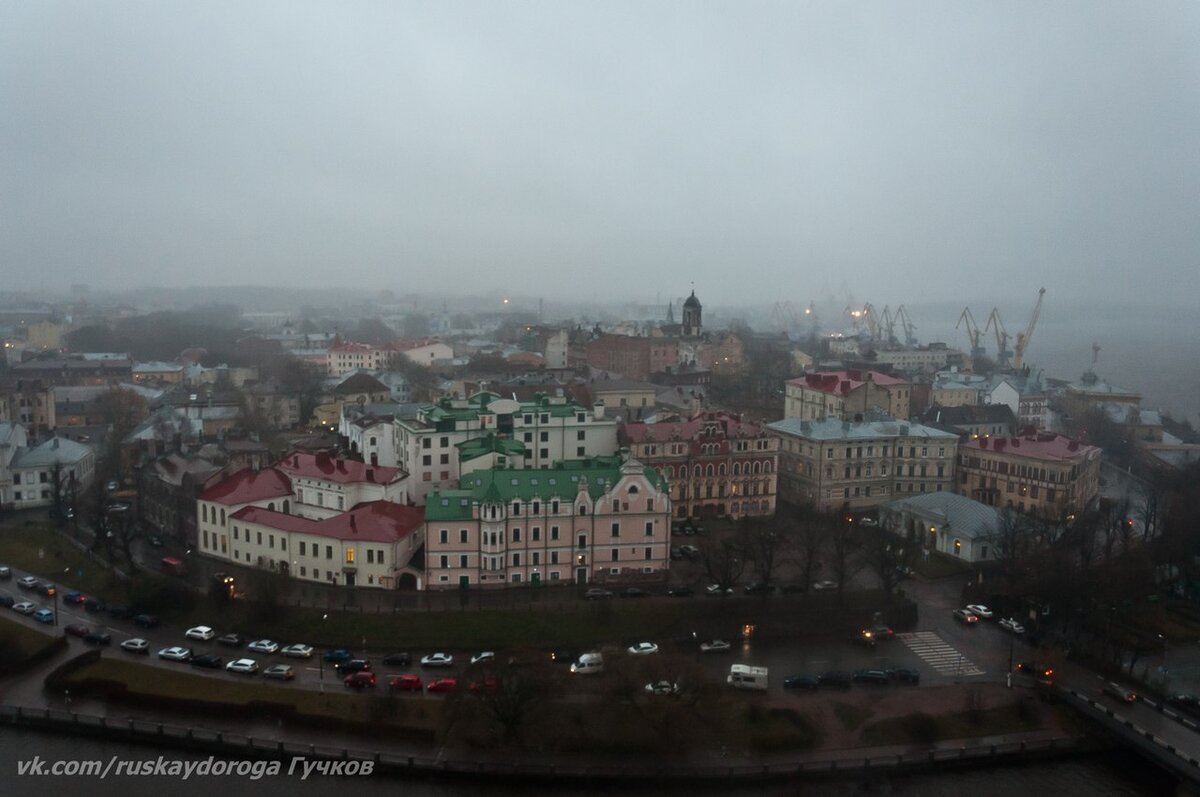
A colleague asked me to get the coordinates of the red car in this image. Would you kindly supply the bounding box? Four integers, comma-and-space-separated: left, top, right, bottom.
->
468, 675, 498, 694
389, 674, 422, 692
343, 671, 377, 689
426, 677, 457, 694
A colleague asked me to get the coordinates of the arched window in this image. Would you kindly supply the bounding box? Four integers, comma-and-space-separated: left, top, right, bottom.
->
693, 465, 701, 478
578, 504, 587, 516
733, 462, 741, 476
219, 508, 225, 525
268, 502, 275, 511
202, 505, 208, 523
752, 461, 761, 475
283, 500, 290, 513
628, 485, 639, 495
718, 463, 726, 476
705, 464, 714, 477
763, 461, 772, 474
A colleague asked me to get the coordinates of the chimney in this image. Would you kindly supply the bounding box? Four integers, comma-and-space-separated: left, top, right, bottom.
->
593, 402, 604, 420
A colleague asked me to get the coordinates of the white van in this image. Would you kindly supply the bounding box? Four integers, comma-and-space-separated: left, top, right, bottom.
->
727, 664, 768, 691
570, 652, 605, 675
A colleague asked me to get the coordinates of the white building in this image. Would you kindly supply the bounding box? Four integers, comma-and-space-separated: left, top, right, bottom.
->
879, 491, 1002, 563
7, 436, 96, 511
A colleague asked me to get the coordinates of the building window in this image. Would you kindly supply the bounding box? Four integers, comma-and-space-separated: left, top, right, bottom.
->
645, 547, 652, 560
440, 529, 448, 544
460, 528, 469, 543
532, 527, 540, 541
611, 549, 619, 562
440, 555, 449, 569
513, 528, 521, 543
460, 555, 468, 568
346, 547, 355, 564
551, 526, 559, 541
326, 545, 333, 560
645, 521, 653, 537
611, 522, 620, 538
512, 553, 521, 567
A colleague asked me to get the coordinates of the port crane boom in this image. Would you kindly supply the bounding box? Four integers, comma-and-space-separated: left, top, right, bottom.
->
1012, 288, 1046, 370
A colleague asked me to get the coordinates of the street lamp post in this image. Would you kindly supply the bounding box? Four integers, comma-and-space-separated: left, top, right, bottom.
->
319, 613, 327, 690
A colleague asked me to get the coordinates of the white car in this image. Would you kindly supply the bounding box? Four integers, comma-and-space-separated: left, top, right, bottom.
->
420, 652, 454, 668
263, 664, 295, 680
281, 644, 314, 658
812, 580, 838, 592
120, 637, 150, 654
470, 651, 495, 665
247, 639, 279, 654
627, 642, 659, 656
158, 646, 193, 662
999, 617, 1026, 634
704, 584, 733, 596
859, 517, 878, 527
185, 625, 216, 641
12, 601, 37, 614
966, 604, 993, 620
17, 576, 39, 590
226, 658, 259, 675
644, 680, 680, 696
700, 639, 731, 654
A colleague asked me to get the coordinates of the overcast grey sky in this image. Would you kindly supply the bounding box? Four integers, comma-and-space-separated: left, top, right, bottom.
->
3, 2, 1198, 306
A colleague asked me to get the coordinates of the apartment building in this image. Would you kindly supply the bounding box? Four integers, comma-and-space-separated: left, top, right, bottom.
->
393, 391, 619, 503
784, 370, 912, 422
768, 415, 959, 513
423, 455, 671, 589
619, 410, 778, 520
957, 431, 1101, 519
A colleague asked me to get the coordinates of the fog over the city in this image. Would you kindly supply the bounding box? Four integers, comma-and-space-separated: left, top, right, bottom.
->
3, 2, 1198, 306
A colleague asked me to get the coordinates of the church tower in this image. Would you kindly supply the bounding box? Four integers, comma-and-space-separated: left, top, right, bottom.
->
682, 290, 702, 337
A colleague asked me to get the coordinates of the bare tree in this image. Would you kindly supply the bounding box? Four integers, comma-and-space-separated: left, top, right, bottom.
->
699, 529, 749, 595
861, 526, 913, 605
785, 506, 828, 594
828, 513, 863, 601
993, 508, 1034, 592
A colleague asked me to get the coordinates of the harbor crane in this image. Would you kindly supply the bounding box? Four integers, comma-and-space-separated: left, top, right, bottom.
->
894, 305, 917, 346
985, 307, 1013, 368
1012, 287, 1046, 371
956, 307, 987, 360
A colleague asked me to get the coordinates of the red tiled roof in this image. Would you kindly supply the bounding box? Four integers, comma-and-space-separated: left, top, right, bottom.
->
786, 370, 903, 396
328, 341, 378, 354
276, 450, 403, 485
619, 411, 763, 444
231, 501, 423, 543
965, 432, 1099, 462
199, 467, 293, 506
389, 338, 445, 352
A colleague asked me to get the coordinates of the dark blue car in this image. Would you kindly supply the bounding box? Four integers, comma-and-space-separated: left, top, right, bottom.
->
323, 648, 353, 663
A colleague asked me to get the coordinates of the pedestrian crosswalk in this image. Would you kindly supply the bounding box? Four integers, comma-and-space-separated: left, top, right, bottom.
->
896, 631, 985, 676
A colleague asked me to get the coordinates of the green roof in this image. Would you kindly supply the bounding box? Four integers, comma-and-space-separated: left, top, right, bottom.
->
456, 433, 526, 462
424, 455, 667, 521
413, 391, 594, 432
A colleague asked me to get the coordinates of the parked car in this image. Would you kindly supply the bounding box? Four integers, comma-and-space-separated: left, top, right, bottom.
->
420, 653, 454, 668
426, 677, 457, 693
817, 671, 852, 690
858, 517, 878, 527
281, 644, 314, 659
107, 605, 136, 620
705, 584, 733, 597
700, 639, 731, 654
670, 547, 683, 560
0, 595, 12, 609
550, 649, 579, 666
583, 588, 613, 600
627, 642, 659, 656
63, 591, 86, 605
185, 625, 216, 641
12, 601, 37, 615
812, 580, 838, 592
852, 669, 890, 685
83, 598, 106, 613
952, 609, 980, 624
344, 671, 377, 689
323, 648, 354, 663
64, 623, 91, 638
998, 617, 1026, 634
217, 633, 244, 648
83, 631, 112, 646
33, 608, 54, 624
621, 587, 650, 599
470, 651, 495, 665
225, 658, 259, 675
383, 652, 412, 666
17, 576, 39, 590
158, 646, 193, 662
335, 659, 372, 675
886, 667, 921, 684
133, 613, 159, 628
965, 604, 993, 620
0, 565, 10, 579
1015, 662, 1054, 684
120, 637, 150, 655
678, 545, 700, 559
743, 580, 776, 595
390, 674, 422, 691
783, 675, 820, 690
666, 586, 694, 597
644, 680, 680, 696
263, 664, 296, 681
469, 675, 499, 694
190, 654, 224, 669
1103, 682, 1138, 703
38, 583, 56, 598
247, 639, 279, 654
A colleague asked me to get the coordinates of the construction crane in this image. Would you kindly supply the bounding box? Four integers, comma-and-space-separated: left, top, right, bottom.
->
880, 305, 897, 346
862, 303, 881, 340
985, 307, 1013, 368
1012, 287, 1046, 371
894, 305, 917, 346
769, 301, 798, 333
956, 308, 986, 360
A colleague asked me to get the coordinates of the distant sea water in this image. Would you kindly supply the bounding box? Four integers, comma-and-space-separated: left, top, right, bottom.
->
907, 302, 1200, 422
0, 726, 1177, 796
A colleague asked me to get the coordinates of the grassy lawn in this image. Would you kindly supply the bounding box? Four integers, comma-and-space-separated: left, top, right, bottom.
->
0, 525, 125, 599
913, 553, 972, 580
0, 613, 61, 659
740, 705, 822, 753
206, 600, 698, 651
859, 701, 1041, 746
60, 657, 442, 731
831, 700, 874, 732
